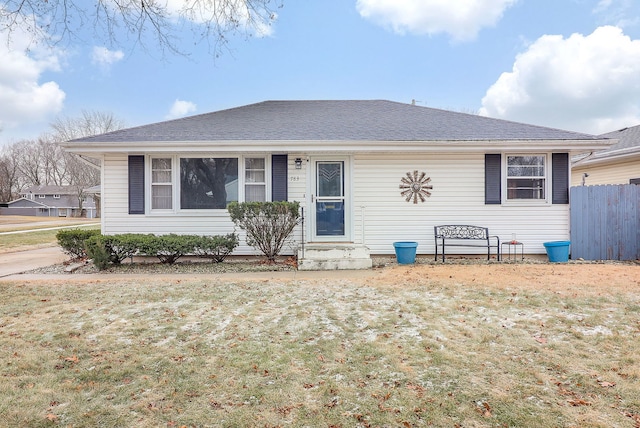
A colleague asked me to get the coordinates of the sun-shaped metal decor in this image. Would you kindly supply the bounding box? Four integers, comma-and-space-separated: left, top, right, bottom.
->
400, 170, 433, 204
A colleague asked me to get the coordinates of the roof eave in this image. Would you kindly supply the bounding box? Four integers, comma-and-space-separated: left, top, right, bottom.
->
572, 146, 640, 167
62, 138, 614, 154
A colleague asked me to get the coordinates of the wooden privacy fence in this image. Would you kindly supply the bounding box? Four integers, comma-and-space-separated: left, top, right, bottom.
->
570, 184, 640, 261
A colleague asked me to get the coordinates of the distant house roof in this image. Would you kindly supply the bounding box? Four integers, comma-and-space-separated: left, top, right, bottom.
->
595, 124, 640, 161
7, 198, 49, 208
20, 185, 85, 195
84, 185, 101, 195
69, 100, 604, 143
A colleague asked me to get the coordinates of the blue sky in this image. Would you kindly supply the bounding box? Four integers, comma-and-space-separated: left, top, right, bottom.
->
1, 0, 639, 145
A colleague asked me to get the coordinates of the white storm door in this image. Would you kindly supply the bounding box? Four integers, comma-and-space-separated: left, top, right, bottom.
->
311, 158, 350, 241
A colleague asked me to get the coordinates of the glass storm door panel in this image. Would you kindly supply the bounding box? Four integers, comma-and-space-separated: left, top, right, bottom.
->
315, 161, 345, 237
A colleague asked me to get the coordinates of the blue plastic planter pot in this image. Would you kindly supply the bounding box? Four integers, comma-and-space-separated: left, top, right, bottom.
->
393, 241, 418, 264
543, 241, 570, 263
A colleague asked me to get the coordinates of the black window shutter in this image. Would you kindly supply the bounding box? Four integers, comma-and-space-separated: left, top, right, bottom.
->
271, 155, 288, 201
552, 153, 569, 204
485, 154, 502, 204
128, 155, 145, 214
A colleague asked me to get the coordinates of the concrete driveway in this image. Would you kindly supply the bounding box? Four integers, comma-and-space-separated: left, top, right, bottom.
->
0, 246, 67, 278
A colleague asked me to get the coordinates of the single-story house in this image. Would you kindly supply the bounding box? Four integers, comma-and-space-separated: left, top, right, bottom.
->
572, 124, 640, 186
0, 185, 98, 218
62, 100, 613, 268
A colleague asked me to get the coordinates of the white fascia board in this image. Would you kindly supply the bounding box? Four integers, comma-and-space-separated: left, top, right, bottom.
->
62, 138, 615, 154
573, 146, 640, 167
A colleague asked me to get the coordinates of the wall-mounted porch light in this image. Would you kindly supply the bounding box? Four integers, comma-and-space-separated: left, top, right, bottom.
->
295, 158, 303, 169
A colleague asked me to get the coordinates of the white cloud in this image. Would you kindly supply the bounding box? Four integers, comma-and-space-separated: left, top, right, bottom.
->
0, 20, 66, 138
91, 46, 125, 71
593, 0, 639, 28
166, 100, 197, 119
356, 0, 517, 41
164, 0, 276, 37
480, 26, 640, 134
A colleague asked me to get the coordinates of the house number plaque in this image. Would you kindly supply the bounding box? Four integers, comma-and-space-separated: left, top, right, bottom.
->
399, 170, 433, 204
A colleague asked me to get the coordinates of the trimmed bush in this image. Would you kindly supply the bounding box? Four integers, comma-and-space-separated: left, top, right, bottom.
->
137, 234, 197, 264
56, 229, 101, 260
104, 234, 143, 264
82, 233, 239, 268
193, 233, 239, 263
227, 201, 300, 262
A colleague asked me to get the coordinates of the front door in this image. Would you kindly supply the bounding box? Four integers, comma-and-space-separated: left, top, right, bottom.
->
311, 158, 349, 241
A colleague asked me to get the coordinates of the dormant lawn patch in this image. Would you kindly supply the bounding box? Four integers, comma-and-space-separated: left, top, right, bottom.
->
0, 264, 638, 427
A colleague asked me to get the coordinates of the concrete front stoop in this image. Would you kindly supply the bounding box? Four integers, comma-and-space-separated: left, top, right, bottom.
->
297, 244, 372, 271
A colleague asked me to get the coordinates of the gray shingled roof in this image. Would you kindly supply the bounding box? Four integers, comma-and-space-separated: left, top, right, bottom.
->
21, 185, 84, 195
597, 124, 640, 155
71, 100, 600, 143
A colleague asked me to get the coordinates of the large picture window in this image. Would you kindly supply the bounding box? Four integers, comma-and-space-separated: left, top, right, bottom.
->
180, 158, 238, 209
506, 155, 546, 200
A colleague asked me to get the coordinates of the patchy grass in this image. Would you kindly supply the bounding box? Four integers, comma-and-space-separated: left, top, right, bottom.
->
0, 229, 63, 253
0, 216, 98, 232
0, 273, 639, 427
0, 220, 100, 253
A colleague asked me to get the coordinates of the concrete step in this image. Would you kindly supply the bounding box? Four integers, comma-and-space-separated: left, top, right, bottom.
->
297, 244, 372, 271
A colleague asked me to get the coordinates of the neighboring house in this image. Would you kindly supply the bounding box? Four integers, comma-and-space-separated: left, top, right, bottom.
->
0, 185, 98, 218
572, 124, 640, 186
62, 100, 612, 268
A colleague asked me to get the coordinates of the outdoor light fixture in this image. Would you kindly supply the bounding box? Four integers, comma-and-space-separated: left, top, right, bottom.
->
295, 158, 302, 169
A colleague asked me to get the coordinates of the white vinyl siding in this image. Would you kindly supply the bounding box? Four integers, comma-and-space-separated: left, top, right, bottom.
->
572, 159, 640, 186
353, 153, 568, 255
102, 152, 569, 256
102, 154, 270, 255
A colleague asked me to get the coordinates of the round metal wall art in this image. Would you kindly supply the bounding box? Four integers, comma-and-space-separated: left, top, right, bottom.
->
400, 170, 433, 204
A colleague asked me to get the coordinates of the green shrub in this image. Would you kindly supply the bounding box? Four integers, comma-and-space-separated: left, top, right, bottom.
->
227, 201, 300, 262
102, 234, 142, 264
56, 229, 101, 260
80, 233, 238, 267
193, 233, 239, 263
85, 235, 111, 270
138, 234, 197, 264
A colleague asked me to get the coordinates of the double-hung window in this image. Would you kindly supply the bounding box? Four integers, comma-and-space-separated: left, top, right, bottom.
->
244, 157, 266, 202
151, 158, 173, 210
506, 155, 546, 201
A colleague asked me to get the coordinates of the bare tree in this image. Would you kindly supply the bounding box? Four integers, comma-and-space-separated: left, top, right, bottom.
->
13, 139, 44, 186
0, 110, 124, 211
0, 147, 21, 202
49, 110, 126, 215
0, 0, 281, 57
50, 110, 126, 142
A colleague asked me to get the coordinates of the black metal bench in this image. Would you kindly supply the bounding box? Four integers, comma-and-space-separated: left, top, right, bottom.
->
434, 225, 500, 262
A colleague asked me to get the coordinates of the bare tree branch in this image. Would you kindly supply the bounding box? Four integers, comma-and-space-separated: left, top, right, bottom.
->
1, 0, 282, 57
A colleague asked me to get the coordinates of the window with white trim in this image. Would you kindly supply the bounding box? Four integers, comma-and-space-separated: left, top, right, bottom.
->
180, 158, 239, 209
151, 158, 173, 210
37, 194, 45, 199
244, 157, 266, 202
53, 194, 60, 199
147, 156, 273, 211
506, 155, 546, 200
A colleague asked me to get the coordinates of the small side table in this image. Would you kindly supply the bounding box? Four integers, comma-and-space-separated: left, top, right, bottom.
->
502, 241, 524, 261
